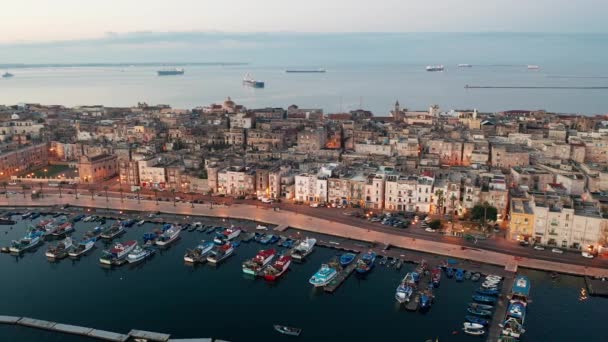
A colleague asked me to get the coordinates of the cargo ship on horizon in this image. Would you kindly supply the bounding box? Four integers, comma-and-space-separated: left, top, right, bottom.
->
285, 68, 326, 73
157, 68, 185, 76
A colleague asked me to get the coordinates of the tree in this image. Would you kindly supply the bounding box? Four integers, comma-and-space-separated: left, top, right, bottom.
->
434, 189, 445, 215
171, 188, 176, 207
190, 192, 195, 208
73, 184, 78, 199
1, 181, 7, 198
89, 186, 95, 200
428, 219, 442, 230
471, 202, 497, 227
119, 187, 124, 202
153, 188, 159, 205
58, 184, 63, 198
38, 183, 43, 198
103, 185, 109, 202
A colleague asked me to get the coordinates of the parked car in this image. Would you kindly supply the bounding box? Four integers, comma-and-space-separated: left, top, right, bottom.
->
425, 227, 437, 233
551, 248, 564, 254
582, 252, 595, 259
310, 202, 319, 208
533, 245, 545, 251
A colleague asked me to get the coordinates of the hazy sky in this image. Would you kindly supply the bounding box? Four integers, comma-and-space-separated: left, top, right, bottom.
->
1, 0, 606, 43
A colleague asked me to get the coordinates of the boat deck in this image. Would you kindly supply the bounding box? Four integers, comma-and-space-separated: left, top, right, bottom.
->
324, 255, 360, 293
486, 275, 515, 342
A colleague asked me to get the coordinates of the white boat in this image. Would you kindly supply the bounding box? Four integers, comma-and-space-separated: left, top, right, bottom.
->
68, 238, 96, 258
45, 237, 73, 259
256, 225, 268, 230
426, 65, 444, 72
463, 322, 484, 330
137, 220, 146, 226
527, 65, 540, 70
463, 327, 485, 336
155, 227, 180, 246
184, 241, 215, 263
291, 238, 316, 260
10, 230, 43, 253
207, 242, 235, 265
99, 240, 137, 265
213, 227, 241, 244
127, 246, 155, 264
458, 64, 472, 68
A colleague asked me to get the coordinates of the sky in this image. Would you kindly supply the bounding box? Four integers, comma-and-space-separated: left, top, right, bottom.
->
0, 0, 607, 43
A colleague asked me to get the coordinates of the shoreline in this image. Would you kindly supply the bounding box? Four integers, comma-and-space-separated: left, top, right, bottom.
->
1, 194, 607, 278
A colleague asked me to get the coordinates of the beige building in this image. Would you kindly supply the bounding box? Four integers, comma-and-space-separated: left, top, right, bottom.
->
78, 153, 118, 184
0, 143, 49, 177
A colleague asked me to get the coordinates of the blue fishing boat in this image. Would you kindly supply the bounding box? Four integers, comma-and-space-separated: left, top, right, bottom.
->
355, 251, 376, 274
395, 284, 413, 304
29, 212, 41, 220
412, 271, 421, 283
469, 303, 493, 310
283, 239, 294, 248
339, 253, 356, 267
455, 269, 465, 282
419, 290, 433, 310
446, 267, 455, 278
309, 264, 338, 287
465, 315, 489, 326
269, 235, 280, 244
476, 288, 499, 296
473, 295, 497, 303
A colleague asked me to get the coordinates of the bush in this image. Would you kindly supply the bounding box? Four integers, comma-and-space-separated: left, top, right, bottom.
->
428, 219, 442, 230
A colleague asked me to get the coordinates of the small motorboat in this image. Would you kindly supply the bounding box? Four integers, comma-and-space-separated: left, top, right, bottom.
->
455, 269, 465, 282
274, 325, 302, 336
446, 267, 455, 278
339, 253, 356, 267
472, 295, 497, 303
469, 303, 493, 310
464, 271, 472, 280
467, 307, 492, 317
471, 273, 481, 282
465, 315, 489, 326
463, 322, 484, 330
463, 327, 485, 336
476, 288, 499, 296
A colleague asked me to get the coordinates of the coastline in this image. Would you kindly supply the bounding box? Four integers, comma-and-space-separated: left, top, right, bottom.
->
2, 194, 607, 278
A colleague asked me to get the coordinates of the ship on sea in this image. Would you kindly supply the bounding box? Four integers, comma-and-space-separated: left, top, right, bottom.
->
157, 68, 185, 76
285, 68, 326, 73
426, 65, 445, 72
2, 72, 14, 78
243, 74, 264, 88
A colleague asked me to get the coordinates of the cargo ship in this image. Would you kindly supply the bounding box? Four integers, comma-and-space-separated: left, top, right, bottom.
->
157, 68, 185, 76
285, 69, 326, 73
243, 74, 264, 88
426, 65, 444, 72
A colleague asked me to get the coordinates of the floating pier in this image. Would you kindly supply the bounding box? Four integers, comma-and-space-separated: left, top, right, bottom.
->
585, 276, 608, 297
324, 256, 359, 293
129, 329, 171, 341
486, 276, 515, 342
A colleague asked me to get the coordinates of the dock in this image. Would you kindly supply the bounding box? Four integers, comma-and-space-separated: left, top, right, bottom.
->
0, 315, 221, 342
585, 276, 608, 297
324, 256, 359, 293
486, 275, 515, 342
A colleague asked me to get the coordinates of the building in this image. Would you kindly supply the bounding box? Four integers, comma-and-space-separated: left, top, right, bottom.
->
77, 153, 118, 184
0, 143, 49, 177
509, 197, 535, 241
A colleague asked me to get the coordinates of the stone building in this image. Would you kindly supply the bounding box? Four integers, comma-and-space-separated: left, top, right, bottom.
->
77, 153, 118, 184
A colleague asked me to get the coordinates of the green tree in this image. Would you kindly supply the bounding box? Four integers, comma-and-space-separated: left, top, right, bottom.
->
471, 202, 497, 224
434, 189, 445, 215
428, 219, 442, 230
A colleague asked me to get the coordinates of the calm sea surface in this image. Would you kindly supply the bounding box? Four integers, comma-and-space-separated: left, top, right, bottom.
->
0, 214, 605, 341
1, 33, 608, 114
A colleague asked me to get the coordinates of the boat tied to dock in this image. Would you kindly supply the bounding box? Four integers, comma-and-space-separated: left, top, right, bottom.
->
291, 237, 316, 261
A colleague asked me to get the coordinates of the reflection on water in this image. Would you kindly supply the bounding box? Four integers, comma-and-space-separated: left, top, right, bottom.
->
579, 287, 588, 302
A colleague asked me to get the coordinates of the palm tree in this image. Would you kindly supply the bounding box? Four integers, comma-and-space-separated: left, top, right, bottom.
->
21, 184, 27, 198
73, 184, 79, 199
103, 185, 109, 202
171, 188, 176, 207
89, 186, 95, 200
434, 189, 445, 215
58, 184, 63, 198
119, 187, 124, 202
135, 188, 141, 204
2, 181, 7, 198
153, 188, 159, 205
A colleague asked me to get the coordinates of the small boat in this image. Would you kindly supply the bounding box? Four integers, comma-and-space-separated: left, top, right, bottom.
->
309, 264, 338, 287
0, 217, 16, 225
273, 325, 302, 337
127, 245, 155, 264
419, 290, 433, 310
10, 230, 43, 253
184, 241, 215, 263
68, 238, 96, 258
455, 269, 464, 282
137, 220, 146, 226
242, 249, 276, 275
156, 226, 180, 246
259, 234, 274, 245
214, 227, 241, 244
463, 322, 484, 330
482, 281, 500, 289
29, 212, 41, 220
339, 253, 356, 267
446, 267, 455, 278
71, 214, 85, 222
85, 226, 104, 240
465, 315, 488, 326
476, 288, 499, 296
458, 64, 473, 68
471, 273, 481, 282
2, 72, 14, 78
292, 237, 316, 260
269, 235, 280, 244
463, 328, 485, 336
467, 307, 492, 317
100, 224, 125, 240
157, 68, 185, 76
465, 271, 472, 280
207, 242, 235, 265
45, 237, 73, 259
355, 251, 376, 274
21, 212, 32, 219
469, 303, 493, 310
256, 225, 268, 230
51, 222, 75, 237
99, 240, 137, 265
262, 255, 292, 281
426, 65, 445, 72
395, 284, 413, 304
121, 219, 137, 228
527, 65, 540, 70
187, 224, 197, 232
241, 232, 256, 242
473, 295, 497, 303
243, 74, 265, 88
205, 226, 216, 234
431, 268, 441, 287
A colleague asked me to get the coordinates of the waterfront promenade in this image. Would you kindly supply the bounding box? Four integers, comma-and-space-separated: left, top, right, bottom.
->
2, 195, 607, 278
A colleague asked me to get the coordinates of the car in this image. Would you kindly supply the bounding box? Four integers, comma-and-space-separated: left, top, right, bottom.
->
261, 198, 273, 204
519, 240, 530, 246
425, 227, 437, 233
8, 181, 17, 185
309, 203, 319, 208
582, 252, 595, 259
551, 248, 564, 254
370, 218, 381, 222
533, 245, 545, 251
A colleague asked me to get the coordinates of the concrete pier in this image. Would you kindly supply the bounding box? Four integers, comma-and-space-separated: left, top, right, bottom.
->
129, 329, 171, 341
324, 255, 359, 293
585, 276, 608, 297
486, 276, 515, 342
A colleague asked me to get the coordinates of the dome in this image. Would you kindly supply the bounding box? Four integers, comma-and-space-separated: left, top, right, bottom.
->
11, 113, 20, 120
223, 96, 235, 109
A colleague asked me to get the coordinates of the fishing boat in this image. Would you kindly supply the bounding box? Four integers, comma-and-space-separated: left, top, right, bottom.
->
465, 315, 488, 326
213, 227, 242, 244
259, 234, 274, 245
122, 219, 137, 228
419, 289, 433, 310
243, 74, 265, 88
471, 273, 481, 282
71, 214, 85, 222
463, 328, 485, 336
339, 253, 356, 267
469, 303, 493, 310
426, 65, 445, 72
100, 224, 125, 240
51, 222, 74, 237
184, 241, 215, 263
21, 212, 32, 220
446, 267, 455, 278
85, 226, 104, 240
207, 242, 235, 265
262, 255, 292, 281
273, 325, 302, 336
45, 237, 73, 259
99, 240, 137, 265
242, 249, 276, 275
476, 288, 499, 296
472, 295, 497, 303
187, 224, 197, 232
309, 264, 338, 287
467, 307, 492, 317
256, 224, 268, 230
291, 237, 316, 261
465, 271, 472, 280
37, 219, 55, 229
10, 229, 43, 253
355, 251, 376, 274
0, 217, 16, 225
156, 226, 180, 246
501, 275, 531, 339
402, 272, 417, 286
455, 269, 465, 282
137, 220, 146, 226
269, 235, 279, 244
463, 322, 484, 330
68, 237, 96, 258
29, 212, 41, 220
395, 284, 414, 304
431, 268, 441, 287
127, 245, 155, 264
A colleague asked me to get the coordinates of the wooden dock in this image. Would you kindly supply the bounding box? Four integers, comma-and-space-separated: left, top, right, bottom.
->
486, 275, 515, 342
324, 256, 359, 293
585, 276, 608, 297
